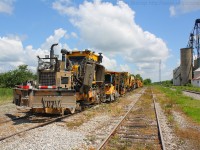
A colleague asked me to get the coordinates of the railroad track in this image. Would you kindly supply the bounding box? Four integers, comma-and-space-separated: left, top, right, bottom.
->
97, 87, 165, 150
0, 113, 76, 142
0, 102, 100, 142
0, 113, 32, 125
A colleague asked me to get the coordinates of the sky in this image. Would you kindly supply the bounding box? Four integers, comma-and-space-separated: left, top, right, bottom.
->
0, 0, 200, 82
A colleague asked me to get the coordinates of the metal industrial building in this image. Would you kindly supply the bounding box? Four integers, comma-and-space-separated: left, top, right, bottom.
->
173, 66, 181, 86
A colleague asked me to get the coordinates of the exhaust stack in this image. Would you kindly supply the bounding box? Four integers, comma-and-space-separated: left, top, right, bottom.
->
50, 43, 58, 65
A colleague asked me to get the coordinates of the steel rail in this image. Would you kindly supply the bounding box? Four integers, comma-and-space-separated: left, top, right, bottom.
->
0, 101, 102, 142
0, 113, 74, 142
152, 89, 166, 150
97, 89, 145, 150
0, 114, 32, 125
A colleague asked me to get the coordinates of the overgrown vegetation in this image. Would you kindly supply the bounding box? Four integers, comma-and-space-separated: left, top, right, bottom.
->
156, 86, 200, 123
154, 85, 200, 149
173, 85, 200, 92
143, 78, 151, 85
153, 79, 173, 87
0, 65, 36, 104
0, 65, 36, 88
0, 88, 13, 104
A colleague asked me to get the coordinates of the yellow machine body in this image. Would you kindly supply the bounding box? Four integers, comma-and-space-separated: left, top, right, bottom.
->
13, 45, 105, 115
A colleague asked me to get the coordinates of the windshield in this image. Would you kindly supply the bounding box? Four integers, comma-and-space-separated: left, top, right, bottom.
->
68, 56, 85, 65
105, 74, 112, 83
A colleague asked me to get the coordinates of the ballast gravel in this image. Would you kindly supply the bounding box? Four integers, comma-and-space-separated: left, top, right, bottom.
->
0, 103, 16, 116
156, 103, 182, 150
0, 123, 88, 150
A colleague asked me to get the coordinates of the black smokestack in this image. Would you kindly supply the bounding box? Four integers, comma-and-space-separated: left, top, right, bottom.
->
61, 49, 68, 62
50, 43, 58, 65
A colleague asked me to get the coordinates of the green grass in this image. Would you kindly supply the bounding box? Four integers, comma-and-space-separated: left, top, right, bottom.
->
157, 86, 200, 123
173, 85, 200, 92
0, 88, 13, 105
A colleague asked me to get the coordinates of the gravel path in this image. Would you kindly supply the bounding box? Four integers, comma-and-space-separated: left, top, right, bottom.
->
182, 91, 200, 100
173, 111, 200, 131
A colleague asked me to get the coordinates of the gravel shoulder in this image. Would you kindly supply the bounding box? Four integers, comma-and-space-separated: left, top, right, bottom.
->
156, 103, 185, 150
0, 102, 16, 115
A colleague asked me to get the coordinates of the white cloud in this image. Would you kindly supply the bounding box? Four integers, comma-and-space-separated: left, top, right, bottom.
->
119, 64, 131, 72
53, 0, 170, 81
169, 6, 176, 16
102, 55, 117, 71
170, 0, 200, 16
71, 32, 78, 38
41, 28, 67, 50
0, 36, 23, 62
0, 0, 15, 14
0, 28, 70, 73
0, 36, 48, 72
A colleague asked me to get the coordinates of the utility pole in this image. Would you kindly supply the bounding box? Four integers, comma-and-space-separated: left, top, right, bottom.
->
159, 59, 161, 84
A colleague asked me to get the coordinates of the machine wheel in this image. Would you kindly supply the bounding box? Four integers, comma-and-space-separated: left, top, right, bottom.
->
96, 95, 101, 104
76, 103, 82, 112
110, 94, 114, 101
70, 107, 75, 114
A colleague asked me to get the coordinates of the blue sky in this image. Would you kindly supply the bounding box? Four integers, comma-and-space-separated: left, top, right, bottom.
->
0, 0, 200, 82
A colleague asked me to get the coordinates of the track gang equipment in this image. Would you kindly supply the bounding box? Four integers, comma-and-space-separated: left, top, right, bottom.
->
13, 44, 143, 115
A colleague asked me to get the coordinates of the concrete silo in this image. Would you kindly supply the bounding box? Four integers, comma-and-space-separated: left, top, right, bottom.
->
194, 59, 198, 70
180, 48, 193, 85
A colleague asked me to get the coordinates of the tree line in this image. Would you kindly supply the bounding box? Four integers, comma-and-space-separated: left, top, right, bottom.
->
0, 65, 37, 88
0, 64, 150, 88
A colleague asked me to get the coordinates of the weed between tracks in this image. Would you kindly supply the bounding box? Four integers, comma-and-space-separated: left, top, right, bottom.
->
66, 91, 136, 129
105, 87, 160, 150
153, 86, 200, 149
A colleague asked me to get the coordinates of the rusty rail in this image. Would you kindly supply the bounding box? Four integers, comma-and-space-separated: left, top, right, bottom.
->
0, 113, 74, 141
97, 87, 166, 150
97, 89, 145, 150
152, 90, 166, 150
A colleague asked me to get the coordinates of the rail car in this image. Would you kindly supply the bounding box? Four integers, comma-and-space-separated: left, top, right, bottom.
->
104, 71, 139, 102
13, 44, 143, 114
136, 79, 143, 88
104, 71, 121, 102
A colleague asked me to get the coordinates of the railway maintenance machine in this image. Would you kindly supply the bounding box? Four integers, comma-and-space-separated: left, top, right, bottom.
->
13, 44, 105, 114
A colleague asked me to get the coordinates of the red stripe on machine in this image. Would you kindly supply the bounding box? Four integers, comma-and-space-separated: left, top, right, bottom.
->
39, 86, 56, 89
17, 85, 33, 89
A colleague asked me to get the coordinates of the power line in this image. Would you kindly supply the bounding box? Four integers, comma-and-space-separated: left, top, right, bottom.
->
159, 59, 161, 84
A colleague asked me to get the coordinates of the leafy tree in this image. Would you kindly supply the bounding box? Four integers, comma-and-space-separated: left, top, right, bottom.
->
135, 74, 143, 81
143, 78, 152, 85
0, 65, 37, 88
